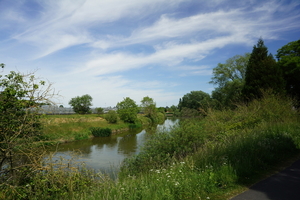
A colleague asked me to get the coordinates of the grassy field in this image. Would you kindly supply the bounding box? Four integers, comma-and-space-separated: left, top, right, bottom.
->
2, 94, 300, 199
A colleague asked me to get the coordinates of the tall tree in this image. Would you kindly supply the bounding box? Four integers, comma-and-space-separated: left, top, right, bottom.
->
242, 39, 285, 100
117, 97, 138, 123
210, 53, 250, 108
69, 94, 93, 114
276, 39, 300, 107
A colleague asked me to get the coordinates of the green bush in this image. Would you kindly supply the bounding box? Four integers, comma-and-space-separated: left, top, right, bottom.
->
104, 110, 118, 123
90, 127, 112, 137
74, 131, 89, 140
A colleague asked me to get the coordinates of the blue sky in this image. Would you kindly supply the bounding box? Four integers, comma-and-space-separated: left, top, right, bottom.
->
1, 0, 299, 107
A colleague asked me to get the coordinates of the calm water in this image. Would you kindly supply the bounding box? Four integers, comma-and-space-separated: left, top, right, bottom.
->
46, 118, 179, 175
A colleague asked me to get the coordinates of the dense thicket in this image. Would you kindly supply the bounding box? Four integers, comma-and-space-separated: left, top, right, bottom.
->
276, 39, 300, 107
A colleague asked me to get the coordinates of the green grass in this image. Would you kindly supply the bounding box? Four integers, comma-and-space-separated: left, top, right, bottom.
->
40, 114, 131, 143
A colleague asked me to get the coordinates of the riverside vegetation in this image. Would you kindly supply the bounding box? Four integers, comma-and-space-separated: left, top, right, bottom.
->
1, 39, 299, 199
1, 93, 300, 200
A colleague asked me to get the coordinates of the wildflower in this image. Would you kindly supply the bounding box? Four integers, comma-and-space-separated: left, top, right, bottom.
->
207, 197, 210, 199
175, 182, 179, 186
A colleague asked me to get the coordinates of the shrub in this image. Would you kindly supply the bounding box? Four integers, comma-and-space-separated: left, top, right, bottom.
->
104, 110, 118, 123
74, 131, 90, 140
90, 127, 112, 137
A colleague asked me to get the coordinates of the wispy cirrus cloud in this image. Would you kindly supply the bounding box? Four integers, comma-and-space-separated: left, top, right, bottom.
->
1, 0, 300, 107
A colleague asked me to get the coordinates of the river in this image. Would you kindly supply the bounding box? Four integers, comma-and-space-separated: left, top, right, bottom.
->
46, 118, 179, 176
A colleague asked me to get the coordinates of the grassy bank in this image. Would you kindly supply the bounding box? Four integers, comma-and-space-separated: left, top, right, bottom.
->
2, 94, 300, 199
39, 112, 165, 144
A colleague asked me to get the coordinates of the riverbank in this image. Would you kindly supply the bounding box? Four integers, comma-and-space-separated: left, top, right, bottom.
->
39, 112, 165, 144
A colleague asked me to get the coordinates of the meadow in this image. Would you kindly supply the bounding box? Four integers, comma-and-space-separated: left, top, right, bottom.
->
1, 94, 300, 200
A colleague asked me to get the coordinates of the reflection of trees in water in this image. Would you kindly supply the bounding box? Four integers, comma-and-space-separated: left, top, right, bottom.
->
118, 134, 137, 155
51, 139, 93, 155
92, 137, 118, 150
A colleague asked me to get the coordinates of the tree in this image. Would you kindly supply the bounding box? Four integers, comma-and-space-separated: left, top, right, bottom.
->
69, 94, 93, 114
104, 110, 118, 123
210, 53, 250, 108
276, 40, 300, 107
116, 97, 138, 123
242, 38, 285, 100
178, 90, 211, 112
140, 96, 157, 122
96, 107, 104, 115
0, 65, 56, 184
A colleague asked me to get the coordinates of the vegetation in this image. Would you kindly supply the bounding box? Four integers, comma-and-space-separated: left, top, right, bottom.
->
104, 110, 118, 123
0, 66, 56, 188
41, 114, 130, 142
90, 127, 112, 137
210, 53, 250, 109
117, 97, 139, 123
178, 90, 211, 117
276, 39, 300, 107
69, 94, 93, 114
3, 93, 298, 200
95, 107, 104, 115
1, 38, 300, 199
242, 39, 285, 100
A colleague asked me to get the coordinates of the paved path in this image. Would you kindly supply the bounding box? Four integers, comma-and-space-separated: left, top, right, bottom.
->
230, 159, 300, 200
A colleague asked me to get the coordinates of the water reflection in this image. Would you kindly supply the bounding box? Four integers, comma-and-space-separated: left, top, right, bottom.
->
46, 118, 178, 174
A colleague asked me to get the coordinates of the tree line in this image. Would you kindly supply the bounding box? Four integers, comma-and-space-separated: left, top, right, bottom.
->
68, 94, 162, 124
178, 39, 300, 116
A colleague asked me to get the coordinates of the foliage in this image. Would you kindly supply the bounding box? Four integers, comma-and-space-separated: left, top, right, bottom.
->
117, 97, 139, 123
157, 107, 166, 114
95, 107, 104, 115
276, 39, 300, 107
69, 94, 93, 114
0, 66, 55, 185
204, 91, 297, 140
90, 127, 112, 137
140, 96, 161, 123
74, 131, 90, 140
180, 107, 201, 118
121, 119, 206, 174
242, 38, 285, 100
41, 114, 130, 143
2, 93, 300, 200
210, 53, 250, 109
178, 90, 211, 116
104, 110, 118, 123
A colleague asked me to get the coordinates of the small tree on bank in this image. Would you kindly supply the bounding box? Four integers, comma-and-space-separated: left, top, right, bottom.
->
105, 110, 118, 123
117, 97, 138, 123
140, 96, 158, 123
69, 94, 93, 114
